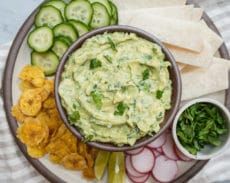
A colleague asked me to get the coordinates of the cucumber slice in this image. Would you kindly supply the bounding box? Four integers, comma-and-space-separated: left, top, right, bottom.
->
89, 0, 112, 15
44, 0, 66, 19
65, 0, 93, 25
55, 36, 72, 46
90, 2, 110, 29
52, 39, 69, 58
53, 23, 78, 43
68, 20, 89, 36
109, 1, 118, 25
28, 26, 53, 52
35, 6, 63, 28
31, 51, 59, 76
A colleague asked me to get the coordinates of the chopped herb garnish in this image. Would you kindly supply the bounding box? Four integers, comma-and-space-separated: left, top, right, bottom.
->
69, 111, 80, 123
90, 91, 102, 109
143, 54, 153, 60
177, 103, 228, 155
142, 69, 150, 80
104, 55, 113, 63
114, 102, 128, 116
156, 90, 163, 99
90, 58, 102, 69
152, 47, 158, 54
83, 134, 94, 142
121, 86, 127, 92
107, 37, 117, 51
72, 103, 77, 110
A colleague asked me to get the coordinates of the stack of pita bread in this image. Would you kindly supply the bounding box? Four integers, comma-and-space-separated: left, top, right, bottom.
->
114, 0, 229, 101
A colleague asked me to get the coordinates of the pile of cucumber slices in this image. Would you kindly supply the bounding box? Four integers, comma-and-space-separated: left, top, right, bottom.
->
27, 0, 118, 76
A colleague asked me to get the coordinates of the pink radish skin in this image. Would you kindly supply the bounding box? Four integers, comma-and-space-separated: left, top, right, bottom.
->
126, 155, 146, 178
131, 148, 155, 173
128, 173, 150, 183
162, 134, 179, 160
152, 150, 161, 157
147, 133, 167, 148
174, 145, 191, 161
152, 155, 178, 183
156, 147, 163, 153
126, 147, 144, 155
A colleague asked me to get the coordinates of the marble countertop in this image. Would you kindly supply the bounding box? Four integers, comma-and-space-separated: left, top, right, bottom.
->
0, 0, 43, 44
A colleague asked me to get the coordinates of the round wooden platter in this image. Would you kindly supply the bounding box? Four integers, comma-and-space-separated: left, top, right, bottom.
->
2, 0, 230, 182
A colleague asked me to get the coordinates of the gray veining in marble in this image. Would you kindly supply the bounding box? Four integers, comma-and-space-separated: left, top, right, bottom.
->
0, 0, 43, 44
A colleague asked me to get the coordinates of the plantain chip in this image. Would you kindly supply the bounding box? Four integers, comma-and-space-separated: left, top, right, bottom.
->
19, 80, 34, 91
19, 65, 45, 87
43, 97, 56, 109
19, 89, 42, 116
11, 105, 26, 123
61, 153, 87, 170
17, 118, 49, 147
27, 146, 46, 158
83, 167, 95, 179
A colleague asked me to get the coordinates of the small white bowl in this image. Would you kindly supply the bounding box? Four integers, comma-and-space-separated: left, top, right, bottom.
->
172, 98, 230, 160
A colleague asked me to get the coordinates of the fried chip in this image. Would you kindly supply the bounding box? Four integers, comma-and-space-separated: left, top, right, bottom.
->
50, 124, 68, 141
37, 111, 62, 137
27, 146, 46, 158
61, 153, 87, 170
19, 65, 45, 87
46, 140, 71, 163
17, 118, 49, 147
85, 153, 94, 168
60, 131, 77, 153
19, 89, 42, 116
43, 80, 54, 95
19, 81, 34, 91
37, 88, 50, 102
43, 97, 56, 109
11, 105, 26, 123
14, 66, 98, 179
83, 167, 95, 179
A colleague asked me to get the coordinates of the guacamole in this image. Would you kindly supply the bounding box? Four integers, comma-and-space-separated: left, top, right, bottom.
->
59, 32, 172, 146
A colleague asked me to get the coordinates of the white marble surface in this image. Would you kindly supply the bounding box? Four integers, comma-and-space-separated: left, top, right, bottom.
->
0, 0, 43, 44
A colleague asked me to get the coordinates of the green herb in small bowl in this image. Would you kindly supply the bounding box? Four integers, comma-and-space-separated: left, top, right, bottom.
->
172, 98, 230, 160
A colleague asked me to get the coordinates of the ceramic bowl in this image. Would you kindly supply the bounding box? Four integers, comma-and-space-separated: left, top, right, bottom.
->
55, 25, 182, 151
172, 98, 230, 160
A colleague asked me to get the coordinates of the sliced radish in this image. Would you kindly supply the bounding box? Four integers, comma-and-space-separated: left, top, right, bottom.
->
156, 147, 163, 153
152, 155, 178, 183
162, 134, 179, 160
131, 148, 155, 173
152, 150, 161, 157
174, 145, 191, 161
147, 133, 166, 148
126, 147, 144, 155
128, 173, 150, 183
126, 155, 146, 178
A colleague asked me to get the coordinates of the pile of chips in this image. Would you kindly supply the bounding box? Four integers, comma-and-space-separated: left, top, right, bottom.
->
11, 65, 97, 179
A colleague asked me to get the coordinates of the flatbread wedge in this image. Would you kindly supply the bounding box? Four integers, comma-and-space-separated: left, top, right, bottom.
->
113, 0, 186, 10
129, 16, 204, 52
119, 6, 203, 23
181, 59, 229, 100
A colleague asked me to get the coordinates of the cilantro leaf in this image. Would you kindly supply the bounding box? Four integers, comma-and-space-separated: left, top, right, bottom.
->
176, 103, 227, 155
90, 58, 102, 69
114, 102, 128, 116
90, 91, 102, 109
156, 90, 164, 99
107, 37, 117, 51
142, 69, 150, 80
69, 111, 80, 124
104, 55, 112, 63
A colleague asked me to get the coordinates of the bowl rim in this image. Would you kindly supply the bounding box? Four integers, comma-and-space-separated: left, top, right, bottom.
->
54, 25, 182, 151
172, 98, 230, 160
